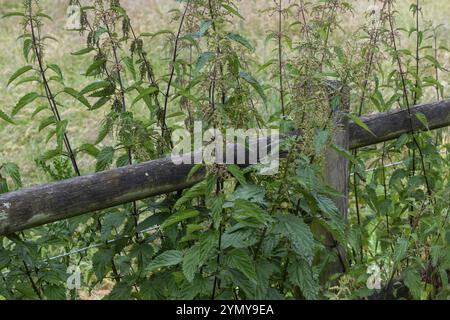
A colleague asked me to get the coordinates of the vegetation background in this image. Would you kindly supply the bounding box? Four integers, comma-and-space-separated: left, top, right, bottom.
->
0, 0, 449, 300
1, 0, 449, 185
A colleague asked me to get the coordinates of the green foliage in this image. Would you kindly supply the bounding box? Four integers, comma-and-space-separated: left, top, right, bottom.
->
0, 0, 448, 301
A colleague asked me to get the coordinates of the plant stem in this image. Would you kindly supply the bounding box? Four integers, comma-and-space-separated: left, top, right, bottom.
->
161, 0, 191, 141
387, 1, 432, 196
277, 0, 285, 118
29, 8, 81, 177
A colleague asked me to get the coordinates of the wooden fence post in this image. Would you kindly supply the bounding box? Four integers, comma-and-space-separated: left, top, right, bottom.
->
321, 84, 350, 279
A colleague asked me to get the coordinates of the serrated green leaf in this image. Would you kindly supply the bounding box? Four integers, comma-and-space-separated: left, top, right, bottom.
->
404, 268, 422, 299
63, 87, 91, 109
92, 249, 113, 281
174, 178, 211, 209
0, 109, 15, 125
96, 147, 115, 172
56, 120, 68, 149
146, 250, 183, 273
71, 47, 95, 56
393, 239, 409, 266
38, 116, 56, 132
12, 92, 40, 116
96, 120, 112, 144
233, 199, 270, 227
183, 232, 217, 282
288, 258, 319, 300
2, 163, 22, 189
348, 113, 376, 137
239, 71, 267, 104
1, 12, 25, 19
23, 38, 33, 62
415, 112, 429, 130
225, 249, 257, 283
194, 52, 214, 75
47, 64, 63, 80
131, 86, 158, 107
85, 58, 106, 76
80, 81, 111, 95
227, 33, 254, 51
0, 177, 8, 194
221, 229, 257, 249
92, 96, 111, 110
40, 149, 62, 162
222, 4, 244, 20
78, 144, 100, 157
227, 164, 247, 185
161, 209, 199, 229
7, 65, 33, 87
275, 214, 315, 264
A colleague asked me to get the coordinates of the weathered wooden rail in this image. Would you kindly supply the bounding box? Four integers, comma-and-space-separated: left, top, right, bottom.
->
0, 100, 449, 236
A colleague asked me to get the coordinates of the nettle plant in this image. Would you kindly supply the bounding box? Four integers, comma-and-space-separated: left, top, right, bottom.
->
0, 0, 449, 300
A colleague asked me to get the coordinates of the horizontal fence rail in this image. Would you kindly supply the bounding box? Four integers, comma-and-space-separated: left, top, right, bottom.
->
350, 99, 450, 148
1, 100, 450, 235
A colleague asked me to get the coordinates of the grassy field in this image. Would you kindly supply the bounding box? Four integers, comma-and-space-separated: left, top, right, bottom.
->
0, 0, 449, 187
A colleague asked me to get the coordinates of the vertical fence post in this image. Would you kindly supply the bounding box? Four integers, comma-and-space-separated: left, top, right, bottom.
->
321, 83, 350, 279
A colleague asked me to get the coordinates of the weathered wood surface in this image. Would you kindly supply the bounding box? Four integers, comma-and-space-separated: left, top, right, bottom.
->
0, 158, 206, 235
0, 100, 449, 235
350, 99, 450, 149
322, 88, 350, 278
0, 141, 275, 235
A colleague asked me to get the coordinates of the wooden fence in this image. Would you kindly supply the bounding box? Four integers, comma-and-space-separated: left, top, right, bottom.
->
0, 99, 449, 236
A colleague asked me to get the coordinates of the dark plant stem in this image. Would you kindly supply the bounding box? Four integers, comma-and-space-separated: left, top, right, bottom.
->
410, 0, 421, 180
22, 261, 42, 299
353, 173, 363, 263
29, 10, 81, 177
102, 14, 139, 234
381, 143, 390, 238
387, 1, 432, 196
277, 0, 285, 118
161, 0, 191, 141
128, 23, 168, 151
351, 1, 386, 262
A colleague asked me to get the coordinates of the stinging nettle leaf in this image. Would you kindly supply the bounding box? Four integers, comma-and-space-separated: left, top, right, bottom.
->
92, 96, 111, 110
146, 250, 183, 273
194, 52, 214, 75
96, 146, 115, 172
225, 249, 257, 283
85, 58, 106, 76
63, 87, 91, 109
227, 164, 247, 185
1, 12, 25, 19
80, 81, 112, 96
227, 33, 254, 51
415, 112, 429, 130
12, 92, 40, 116
47, 64, 63, 80
39, 149, 62, 162
7, 65, 33, 87
348, 113, 376, 137
239, 71, 267, 104
275, 214, 315, 264
2, 162, 22, 189
0, 109, 15, 125
38, 116, 57, 132
221, 4, 245, 20
161, 209, 200, 229
288, 258, 319, 300
71, 47, 96, 56
183, 232, 217, 282
131, 86, 159, 107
